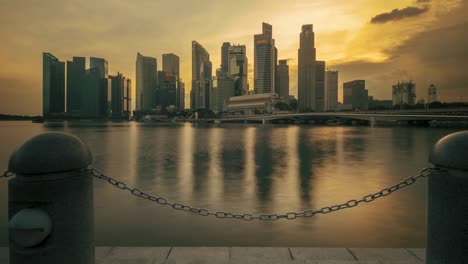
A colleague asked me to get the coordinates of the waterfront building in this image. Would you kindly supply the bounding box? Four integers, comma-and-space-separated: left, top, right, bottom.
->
254, 23, 276, 94
191, 41, 211, 110
324, 70, 338, 111
343, 80, 368, 110
157, 71, 178, 111
81, 67, 103, 118
225, 93, 280, 115
213, 69, 235, 112
315, 60, 326, 111
90, 57, 108, 78
66, 56, 85, 116
221, 42, 231, 74
110, 72, 131, 119
162, 53, 180, 77
228, 45, 248, 95
277, 59, 289, 100
392, 81, 416, 107
427, 84, 438, 103
136, 52, 158, 112
298, 25, 317, 111
179, 80, 185, 110
43, 52, 65, 117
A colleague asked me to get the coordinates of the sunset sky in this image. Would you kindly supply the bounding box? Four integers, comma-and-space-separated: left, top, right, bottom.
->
0, 0, 466, 115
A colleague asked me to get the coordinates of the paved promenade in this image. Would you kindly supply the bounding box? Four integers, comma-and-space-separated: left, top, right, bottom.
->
0, 247, 426, 263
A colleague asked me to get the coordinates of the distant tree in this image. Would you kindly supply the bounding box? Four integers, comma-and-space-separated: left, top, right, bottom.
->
289, 99, 298, 112
274, 102, 291, 111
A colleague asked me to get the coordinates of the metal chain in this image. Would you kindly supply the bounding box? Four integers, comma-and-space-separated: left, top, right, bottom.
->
90, 167, 439, 221
0, 170, 15, 179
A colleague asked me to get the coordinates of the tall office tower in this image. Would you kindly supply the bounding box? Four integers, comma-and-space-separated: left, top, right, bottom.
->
66, 57, 85, 116
125, 78, 132, 116
157, 71, 178, 111
81, 67, 102, 118
392, 81, 416, 107
136, 52, 158, 112
324, 70, 338, 111
315, 61, 326, 111
162, 53, 180, 77
277, 59, 289, 100
110, 72, 131, 119
179, 80, 185, 110
43, 52, 65, 117
228, 45, 248, 95
198, 61, 213, 109
191, 41, 211, 109
215, 69, 235, 112
221, 42, 231, 73
427, 84, 437, 103
90, 57, 108, 78
298, 24, 317, 111
343, 80, 368, 110
254, 22, 276, 94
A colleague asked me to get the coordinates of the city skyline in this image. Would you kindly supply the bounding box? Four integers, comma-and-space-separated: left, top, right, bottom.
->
0, 0, 467, 115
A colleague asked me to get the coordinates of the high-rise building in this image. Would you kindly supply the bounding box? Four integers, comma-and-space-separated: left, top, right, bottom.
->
343, 80, 368, 110
162, 53, 180, 77
179, 80, 185, 110
315, 61, 326, 111
66, 56, 85, 115
90, 57, 108, 78
191, 41, 211, 110
157, 71, 178, 111
324, 70, 338, 111
228, 45, 248, 95
427, 84, 438, 103
81, 67, 102, 118
213, 69, 235, 112
254, 23, 276, 94
221, 42, 231, 74
136, 52, 158, 112
277, 59, 289, 100
392, 81, 416, 107
43, 52, 65, 117
298, 25, 317, 111
110, 72, 131, 119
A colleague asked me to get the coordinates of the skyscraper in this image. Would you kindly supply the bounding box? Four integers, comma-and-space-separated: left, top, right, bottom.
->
162, 53, 180, 77
81, 67, 102, 118
66, 56, 85, 115
157, 71, 178, 111
254, 23, 276, 94
298, 24, 317, 111
228, 45, 248, 95
43, 52, 65, 117
277, 59, 289, 99
344, 80, 368, 110
324, 70, 338, 111
191, 41, 211, 110
110, 72, 131, 119
221, 42, 231, 74
136, 52, 157, 112
315, 60, 326, 111
90, 57, 108, 78
214, 69, 235, 112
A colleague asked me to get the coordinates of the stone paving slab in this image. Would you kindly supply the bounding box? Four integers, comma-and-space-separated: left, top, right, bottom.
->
0, 247, 427, 263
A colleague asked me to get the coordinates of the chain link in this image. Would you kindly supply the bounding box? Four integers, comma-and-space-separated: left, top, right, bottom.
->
90, 167, 439, 221
0, 170, 15, 179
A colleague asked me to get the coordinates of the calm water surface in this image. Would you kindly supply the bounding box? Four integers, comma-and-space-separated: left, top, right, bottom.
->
0, 121, 463, 247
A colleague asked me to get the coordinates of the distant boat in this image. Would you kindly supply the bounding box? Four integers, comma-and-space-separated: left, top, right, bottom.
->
326, 120, 340, 125
31, 117, 44, 123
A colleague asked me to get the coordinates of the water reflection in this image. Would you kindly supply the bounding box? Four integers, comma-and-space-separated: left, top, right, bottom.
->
0, 121, 464, 247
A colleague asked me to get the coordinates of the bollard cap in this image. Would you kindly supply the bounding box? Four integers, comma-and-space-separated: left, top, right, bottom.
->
429, 130, 468, 170
8, 132, 93, 174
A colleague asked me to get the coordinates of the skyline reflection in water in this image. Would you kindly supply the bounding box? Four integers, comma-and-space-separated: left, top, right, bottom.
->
0, 121, 463, 247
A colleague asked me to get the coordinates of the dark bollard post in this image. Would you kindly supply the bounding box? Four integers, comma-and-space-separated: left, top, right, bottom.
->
7, 132, 94, 264
427, 130, 468, 264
